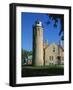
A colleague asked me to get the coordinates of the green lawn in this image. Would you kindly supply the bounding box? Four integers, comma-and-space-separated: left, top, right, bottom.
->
22, 65, 64, 77
22, 64, 64, 69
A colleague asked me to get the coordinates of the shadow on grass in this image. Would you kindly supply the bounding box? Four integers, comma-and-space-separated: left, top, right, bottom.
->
22, 65, 64, 77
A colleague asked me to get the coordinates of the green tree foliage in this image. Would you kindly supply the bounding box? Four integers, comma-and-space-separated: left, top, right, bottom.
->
22, 49, 32, 60
46, 14, 64, 40
22, 49, 32, 65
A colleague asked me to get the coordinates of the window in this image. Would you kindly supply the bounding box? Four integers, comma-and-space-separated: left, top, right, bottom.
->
49, 62, 53, 65
49, 56, 53, 61
52, 56, 53, 60
53, 46, 55, 52
49, 56, 51, 60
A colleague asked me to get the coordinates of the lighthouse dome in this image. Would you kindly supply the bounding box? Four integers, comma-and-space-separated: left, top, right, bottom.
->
35, 20, 42, 27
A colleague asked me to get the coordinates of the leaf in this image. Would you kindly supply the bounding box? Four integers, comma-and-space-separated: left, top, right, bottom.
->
54, 23, 57, 28
61, 36, 64, 40
46, 21, 50, 25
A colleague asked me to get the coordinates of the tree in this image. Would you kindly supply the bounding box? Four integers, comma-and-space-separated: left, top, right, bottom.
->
46, 14, 64, 40
22, 49, 32, 64
22, 49, 28, 60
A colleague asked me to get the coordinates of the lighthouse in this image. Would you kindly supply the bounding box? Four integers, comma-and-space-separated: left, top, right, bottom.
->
33, 20, 43, 66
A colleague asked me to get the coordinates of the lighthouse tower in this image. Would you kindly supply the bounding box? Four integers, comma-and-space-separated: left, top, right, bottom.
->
33, 20, 43, 66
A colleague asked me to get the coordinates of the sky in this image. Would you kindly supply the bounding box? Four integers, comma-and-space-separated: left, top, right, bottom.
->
21, 12, 62, 51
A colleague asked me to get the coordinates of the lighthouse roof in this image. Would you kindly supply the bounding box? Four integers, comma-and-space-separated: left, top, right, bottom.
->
35, 20, 42, 27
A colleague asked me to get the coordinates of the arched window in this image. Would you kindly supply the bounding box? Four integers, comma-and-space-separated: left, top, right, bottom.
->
53, 46, 55, 52
49, 56, 53, 61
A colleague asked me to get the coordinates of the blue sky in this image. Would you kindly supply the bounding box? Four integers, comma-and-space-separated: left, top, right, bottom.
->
21, 12, 61, 51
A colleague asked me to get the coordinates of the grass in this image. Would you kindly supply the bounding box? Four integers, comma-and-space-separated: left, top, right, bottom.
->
22, 65, 63, 69
22, 65, 64, 77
